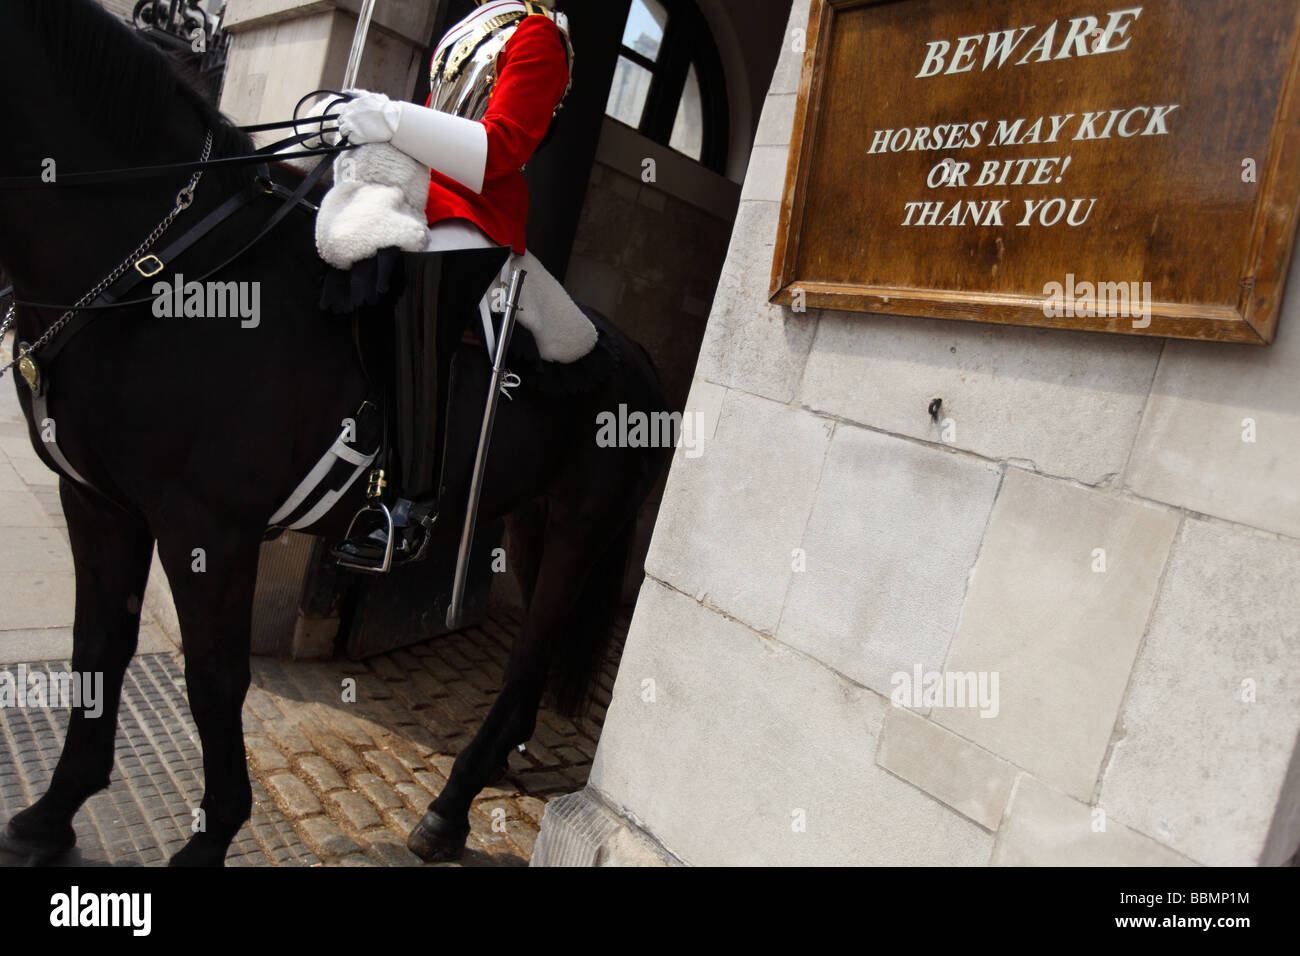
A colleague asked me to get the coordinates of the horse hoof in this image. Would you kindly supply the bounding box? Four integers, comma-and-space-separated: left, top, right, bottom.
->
167, 835, 228, 867
0, 817, 76, 866
407, 810, 469, 863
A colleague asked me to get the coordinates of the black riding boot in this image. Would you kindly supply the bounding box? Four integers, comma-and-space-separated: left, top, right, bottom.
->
333, 245, 510, 570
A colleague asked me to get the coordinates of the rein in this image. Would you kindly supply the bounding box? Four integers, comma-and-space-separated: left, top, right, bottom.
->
0, 91, 353, 190
0, 92, 356, 380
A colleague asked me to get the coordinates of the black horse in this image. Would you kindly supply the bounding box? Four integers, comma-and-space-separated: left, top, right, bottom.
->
0, 0, 668, 866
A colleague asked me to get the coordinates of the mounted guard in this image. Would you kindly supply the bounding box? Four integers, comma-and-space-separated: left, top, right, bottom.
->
318, 0, 589, 573
0, 0, 667, 867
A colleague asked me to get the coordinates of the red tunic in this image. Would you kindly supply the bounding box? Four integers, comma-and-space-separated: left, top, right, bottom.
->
424, 15, 570, 254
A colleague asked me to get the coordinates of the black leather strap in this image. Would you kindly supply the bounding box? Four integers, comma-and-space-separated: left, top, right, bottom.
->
38, 185, 261, 363
4, 152, 336, 501
0, 125, 345, 189
22, 152, 333, 369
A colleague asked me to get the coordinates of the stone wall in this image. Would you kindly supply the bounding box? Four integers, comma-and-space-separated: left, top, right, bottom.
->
99, 0, 135, 20
535, 0, 1300, 867
218, 0, 437, 129
563, 132, 738, 601
98, 1, 224, 23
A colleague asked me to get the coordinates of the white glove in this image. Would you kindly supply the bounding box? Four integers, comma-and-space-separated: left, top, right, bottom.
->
337, 92, 489, 195
337, 90, 402, 145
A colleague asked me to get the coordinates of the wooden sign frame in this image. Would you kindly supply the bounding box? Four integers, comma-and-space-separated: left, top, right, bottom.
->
770, 0, 1300, 344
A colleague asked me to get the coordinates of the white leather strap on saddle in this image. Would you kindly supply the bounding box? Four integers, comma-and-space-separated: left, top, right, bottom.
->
267, 420, 378, 531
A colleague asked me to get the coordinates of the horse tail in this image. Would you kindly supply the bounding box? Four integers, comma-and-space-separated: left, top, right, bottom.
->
547, 517, 636, 717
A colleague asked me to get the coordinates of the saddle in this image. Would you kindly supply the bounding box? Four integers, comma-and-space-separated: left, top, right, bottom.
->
280, 138, 610, 570
318, 246, 620, 574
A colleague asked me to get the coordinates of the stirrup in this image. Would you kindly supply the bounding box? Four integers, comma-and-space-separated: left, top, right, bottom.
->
334, 468, 395, 574
334, 501, 395, 573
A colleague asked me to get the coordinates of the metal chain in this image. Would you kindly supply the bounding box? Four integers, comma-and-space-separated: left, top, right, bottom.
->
0, 131, 214, 379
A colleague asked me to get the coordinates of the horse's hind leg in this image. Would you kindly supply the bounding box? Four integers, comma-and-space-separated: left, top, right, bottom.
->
1, 479, 153, 865
154, 514, 261, 867
408, 507, 623, 862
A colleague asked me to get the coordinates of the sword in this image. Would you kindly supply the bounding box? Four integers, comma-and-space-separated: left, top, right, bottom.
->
447, 269, 527, 630
341, 0, 379, 90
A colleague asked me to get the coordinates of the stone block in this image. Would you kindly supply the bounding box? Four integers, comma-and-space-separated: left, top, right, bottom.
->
876, 707, 1018, 830
297, 754, 347, 794
754, 93, 797, 148
681, 379, 726, 449
362, 749, 412, 785
694, 202, 818, 404
738, 146, 791, 204
265, 773, 322, 819
298, 815, 363, 860
0, 527, 71, 574
589, 581, 992, 866
799, 311, 1161, 483
1100, 519, 1300, 865
1125, 279, 1300, 537
326, 790, 383, 833
935, 468, 1179, 800
767, 0, 812, 96
645, 390, 830, 634
779, 425, 1000, 693
993, 775, 1195, 866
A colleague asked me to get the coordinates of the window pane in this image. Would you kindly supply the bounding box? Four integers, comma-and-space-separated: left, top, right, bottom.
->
623, 0, 669, 61
669, 63, 704, 161
605, 55, 654, 129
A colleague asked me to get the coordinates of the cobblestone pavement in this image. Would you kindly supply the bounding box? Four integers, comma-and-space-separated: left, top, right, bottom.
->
0, 612, 621, 867
242, 610, 621, 867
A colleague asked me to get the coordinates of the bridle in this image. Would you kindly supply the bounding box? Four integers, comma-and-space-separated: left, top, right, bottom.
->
0, 90, 357, 382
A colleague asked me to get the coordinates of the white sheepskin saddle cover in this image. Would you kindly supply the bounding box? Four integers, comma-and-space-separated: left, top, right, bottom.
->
314, 143, 597, 363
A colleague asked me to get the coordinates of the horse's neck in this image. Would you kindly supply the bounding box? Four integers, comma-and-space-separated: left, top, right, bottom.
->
0, 2, 226, 317
1, 129, 215, 314
1, 184, 160, 310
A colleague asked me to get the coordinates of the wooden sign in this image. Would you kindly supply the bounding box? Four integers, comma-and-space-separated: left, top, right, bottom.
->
770, 0, 1300, 343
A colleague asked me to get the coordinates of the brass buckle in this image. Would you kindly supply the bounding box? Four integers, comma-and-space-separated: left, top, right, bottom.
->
18, 353, 39, 393
135, 255, 165, 278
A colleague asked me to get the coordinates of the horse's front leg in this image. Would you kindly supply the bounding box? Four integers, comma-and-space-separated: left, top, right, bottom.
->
1, 479, 154, 865
154, 511, 262, 867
